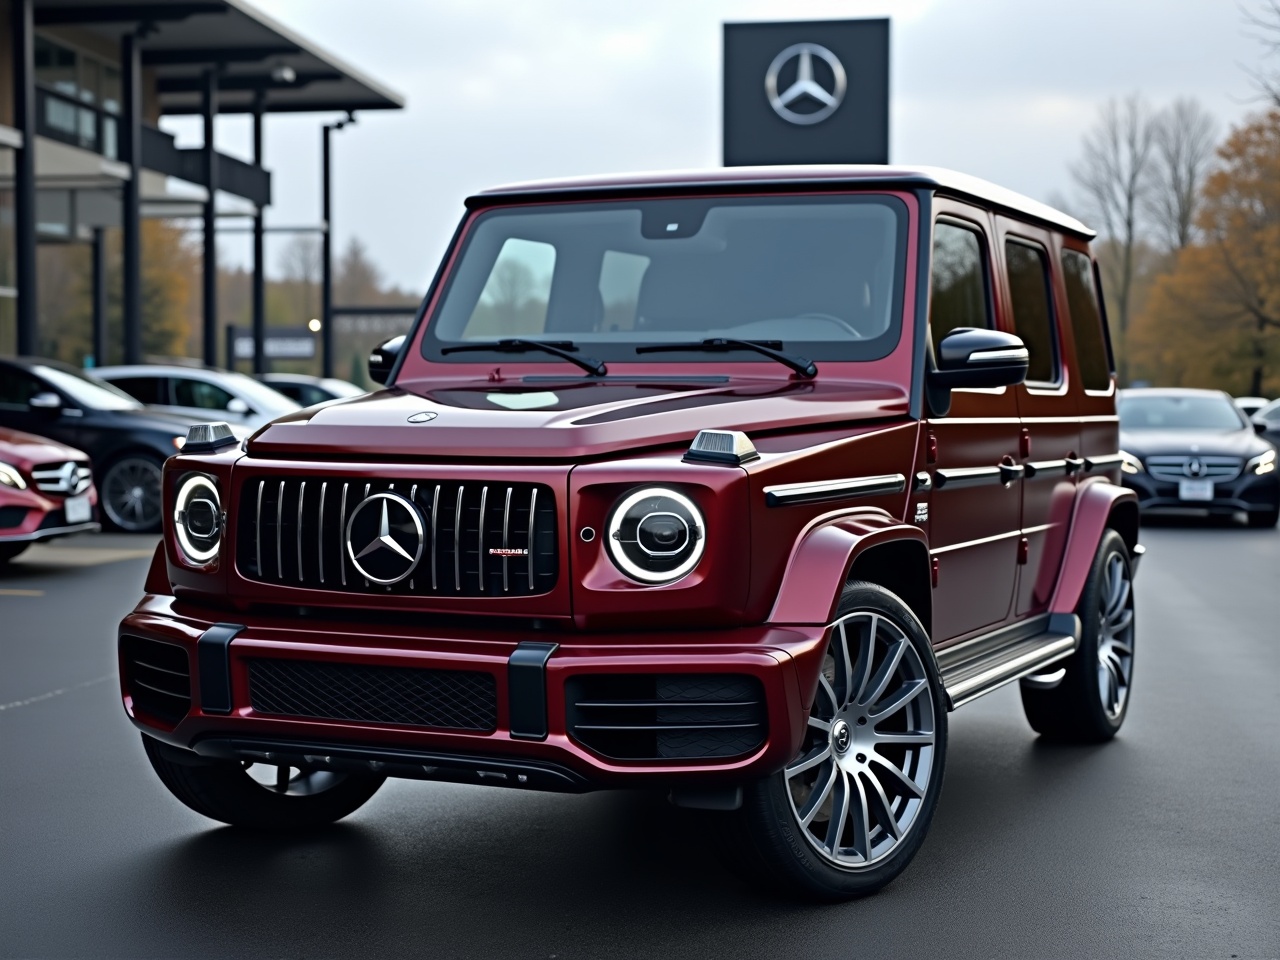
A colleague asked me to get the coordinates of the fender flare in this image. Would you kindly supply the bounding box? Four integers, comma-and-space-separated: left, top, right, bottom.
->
1048, 478, 1139, 616
768, 509, 931, 626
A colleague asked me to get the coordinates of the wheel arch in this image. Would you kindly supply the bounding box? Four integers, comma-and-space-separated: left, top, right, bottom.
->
1049, 479, 1139, 616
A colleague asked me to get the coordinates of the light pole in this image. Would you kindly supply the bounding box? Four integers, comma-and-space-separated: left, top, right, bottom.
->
321, 111, 355, 378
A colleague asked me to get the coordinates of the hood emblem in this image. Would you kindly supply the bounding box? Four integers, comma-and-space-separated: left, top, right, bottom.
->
345, 492, 425, 585
407, 411, 438, 423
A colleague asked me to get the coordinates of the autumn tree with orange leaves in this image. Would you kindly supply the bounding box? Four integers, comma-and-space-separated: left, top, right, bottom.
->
1128, 111, 1280, 396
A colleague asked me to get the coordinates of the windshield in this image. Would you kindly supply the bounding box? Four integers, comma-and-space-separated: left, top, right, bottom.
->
422, 195, 907, 365
1119, 393, 1246, 431
35, 365, 141, 411
219, 372, 303, 416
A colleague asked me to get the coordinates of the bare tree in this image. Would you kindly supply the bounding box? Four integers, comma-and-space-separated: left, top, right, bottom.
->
1070, 94, 1157, 382
1145, 98, 1218, 250
278, 234, 322, 319
1243, 0, 1280, 107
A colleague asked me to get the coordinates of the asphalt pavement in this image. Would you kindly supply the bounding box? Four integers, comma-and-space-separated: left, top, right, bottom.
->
2, 525, 1278, 959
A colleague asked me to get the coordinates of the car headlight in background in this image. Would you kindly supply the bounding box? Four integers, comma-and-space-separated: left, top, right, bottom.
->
1120, 451, 1144, 475
1247, 449, 1277, 476
0, 461, 27, 490
606, 487, 705, 584
173, 474, 222, 564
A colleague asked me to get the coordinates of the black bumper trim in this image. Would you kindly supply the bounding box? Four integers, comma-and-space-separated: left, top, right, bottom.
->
190, 736, 591, 793
507, 641, 558, 741
196, 623, 243, 715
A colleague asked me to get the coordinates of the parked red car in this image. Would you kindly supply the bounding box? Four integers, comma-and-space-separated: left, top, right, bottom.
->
119, 166, 1140, 900
0, 427, 99, 564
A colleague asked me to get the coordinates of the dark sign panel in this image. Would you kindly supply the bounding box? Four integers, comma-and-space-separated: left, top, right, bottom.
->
723, 19, 890, 167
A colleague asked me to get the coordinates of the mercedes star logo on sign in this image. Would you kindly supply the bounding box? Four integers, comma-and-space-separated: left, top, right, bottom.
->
765, 42, 847, 126
345, 491, 425, 585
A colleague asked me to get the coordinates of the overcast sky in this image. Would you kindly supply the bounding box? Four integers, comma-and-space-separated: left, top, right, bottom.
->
163, 0, 1276, 293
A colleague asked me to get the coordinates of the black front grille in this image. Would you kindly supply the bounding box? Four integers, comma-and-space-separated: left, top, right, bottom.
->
237, 477, 558, 597
248, 659, 498, 731
566, 674, 767, 761
121, 635, 191, 725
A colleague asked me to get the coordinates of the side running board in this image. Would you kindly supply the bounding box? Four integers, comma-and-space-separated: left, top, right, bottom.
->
936, 613, 1081, 710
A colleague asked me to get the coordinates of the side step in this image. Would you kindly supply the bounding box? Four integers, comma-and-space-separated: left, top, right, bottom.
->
936, 613, 1081, 709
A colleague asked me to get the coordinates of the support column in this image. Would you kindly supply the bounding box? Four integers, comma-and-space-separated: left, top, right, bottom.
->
11, 0, 37, 356
251, 97, 266, 375
321, 124, 333, 378
120, 33, 142, 365
202, 69, 219, 367
91, 228, 107, 366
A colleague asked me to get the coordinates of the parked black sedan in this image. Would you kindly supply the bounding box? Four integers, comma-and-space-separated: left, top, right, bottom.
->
0, 357, 212, 532
1119, 388, 1279, 528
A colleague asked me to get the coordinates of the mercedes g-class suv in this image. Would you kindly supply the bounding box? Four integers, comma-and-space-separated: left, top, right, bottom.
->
119, 166, 1140, 900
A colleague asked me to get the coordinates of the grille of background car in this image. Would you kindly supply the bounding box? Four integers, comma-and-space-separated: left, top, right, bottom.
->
30, 461, 93, 495
1145, 456, 1243, 484
237, 477, 558, 597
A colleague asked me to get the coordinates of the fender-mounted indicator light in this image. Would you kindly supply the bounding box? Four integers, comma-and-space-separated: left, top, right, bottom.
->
683, 429, 760, 466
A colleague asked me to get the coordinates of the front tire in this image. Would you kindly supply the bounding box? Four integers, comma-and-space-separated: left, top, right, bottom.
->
714, 581, 947, 901
0, 542, 30, 565
142, 735, 385, 829
1247, 507, 1279, 529
1021, 529, 1135, 742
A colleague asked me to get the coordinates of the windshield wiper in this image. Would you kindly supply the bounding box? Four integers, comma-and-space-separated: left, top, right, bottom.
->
635, 338, 817, 379
440, 339, 607, 377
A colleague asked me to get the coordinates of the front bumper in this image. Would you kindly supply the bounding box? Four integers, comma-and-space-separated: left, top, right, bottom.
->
0, 485, 100, 543
118, 595, 827, 791
1122, 470, 1280, 516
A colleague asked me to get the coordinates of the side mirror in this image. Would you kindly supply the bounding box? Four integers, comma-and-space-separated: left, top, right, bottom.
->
226, 397, 250, 416
28, 391, 63, 413
368, 335, 405, 386
932, 328, 1029, 390
1253, 419, 1268, 435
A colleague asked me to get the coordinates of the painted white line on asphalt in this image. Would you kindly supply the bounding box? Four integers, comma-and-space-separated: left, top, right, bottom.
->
0, 674, 112, 713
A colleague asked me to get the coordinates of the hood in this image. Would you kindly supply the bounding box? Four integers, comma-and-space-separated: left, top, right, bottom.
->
1121, 427, 1271, 460
248, 376, 911, 460
0, 427, 88, 469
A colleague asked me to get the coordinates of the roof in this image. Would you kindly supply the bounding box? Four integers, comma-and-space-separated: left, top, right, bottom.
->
34, 0, 404, 115
1118, 387, 1233, 397
474, 165, 1095, 239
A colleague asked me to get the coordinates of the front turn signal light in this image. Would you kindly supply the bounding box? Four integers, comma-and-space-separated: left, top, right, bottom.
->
1247, 449, 1276, 476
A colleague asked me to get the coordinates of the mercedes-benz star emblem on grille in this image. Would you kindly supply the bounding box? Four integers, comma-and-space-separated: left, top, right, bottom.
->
1185, 458, 1206, 478
765, 42, 847, 126
345, 492, 425, 585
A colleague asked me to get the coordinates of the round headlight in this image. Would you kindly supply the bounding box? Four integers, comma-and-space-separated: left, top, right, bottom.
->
174, 474, 221, 564
606, 487, 705, 584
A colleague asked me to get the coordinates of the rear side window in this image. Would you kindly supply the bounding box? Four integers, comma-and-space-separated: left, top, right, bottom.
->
173, 378, 235, 411
1061, 249, 1113, 391
1004, 240, 1059, 384
930, 222, 991, 354
0, 368, 41, 409
108, 376, 166, 405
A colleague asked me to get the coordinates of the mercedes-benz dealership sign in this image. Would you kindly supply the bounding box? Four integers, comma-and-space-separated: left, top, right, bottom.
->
724, 18, 889, 166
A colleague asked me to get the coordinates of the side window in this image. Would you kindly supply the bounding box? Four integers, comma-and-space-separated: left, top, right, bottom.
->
0, 368, 42, 410
109, 376, 166, 405
173, 378, 234, 411
462, 238, 556, 338
1061, 249, 1113, 391
930, 221, 992, 354
1004, 240, 1059, 384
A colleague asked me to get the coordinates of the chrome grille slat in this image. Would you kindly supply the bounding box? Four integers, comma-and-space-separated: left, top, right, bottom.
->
239, 476, 557, 598
1146, 455, 1243, 483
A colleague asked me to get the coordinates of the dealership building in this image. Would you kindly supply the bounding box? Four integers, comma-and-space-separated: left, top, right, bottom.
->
0, 0, 403, 372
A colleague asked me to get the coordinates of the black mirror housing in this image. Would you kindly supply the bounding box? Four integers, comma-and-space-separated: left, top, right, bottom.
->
368, 335, 406, 386
931, 328, 1029, 390
1253, 419, 1268, 435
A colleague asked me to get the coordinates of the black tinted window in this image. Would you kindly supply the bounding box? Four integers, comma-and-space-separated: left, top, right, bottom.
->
109, 376, 166, 405
930, 222, 991, 354
1005, 240, 1059, 384
173, 378, 234, 410
0, 368, 42, 409
1062, 250, 1113, 390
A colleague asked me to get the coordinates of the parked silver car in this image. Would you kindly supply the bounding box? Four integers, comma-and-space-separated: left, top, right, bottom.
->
94, 365, 301, 430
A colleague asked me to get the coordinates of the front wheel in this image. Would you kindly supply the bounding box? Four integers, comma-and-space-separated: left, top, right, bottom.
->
714, 581, 947, 901
1021, 529, 1135, 742
1247, 507, 1279, 529
100, 453, 164, 532
0, 542, 30, 565
142, 735, 385, 829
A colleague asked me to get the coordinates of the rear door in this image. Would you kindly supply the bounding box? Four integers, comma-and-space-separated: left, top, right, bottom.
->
926, 203, 1022, 642
994, 218, 1077, 617
1060, 247, 1121, 481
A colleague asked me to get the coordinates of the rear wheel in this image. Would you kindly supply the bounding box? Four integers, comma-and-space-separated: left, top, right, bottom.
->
714, 582, 947, 900
142, 735, 385, 829
0, 542, 30, 565
1021, 529, 1134, 742
101, 453, 164, 532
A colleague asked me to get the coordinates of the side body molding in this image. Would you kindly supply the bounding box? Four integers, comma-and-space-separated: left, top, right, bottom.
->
768, 510, 930, 626
1048, 479, 1140, 616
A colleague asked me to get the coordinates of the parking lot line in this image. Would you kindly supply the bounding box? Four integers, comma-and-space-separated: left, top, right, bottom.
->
0, 588, 44, 597
0, 675, 111, 713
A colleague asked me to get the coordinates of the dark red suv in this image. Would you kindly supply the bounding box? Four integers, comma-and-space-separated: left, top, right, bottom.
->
119, 166, 1140, 900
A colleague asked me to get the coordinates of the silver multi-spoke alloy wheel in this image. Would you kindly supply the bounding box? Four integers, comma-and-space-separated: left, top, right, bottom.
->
102, 455, 163, 531
786, 609, 937, 869
1096, 551, 1134, 721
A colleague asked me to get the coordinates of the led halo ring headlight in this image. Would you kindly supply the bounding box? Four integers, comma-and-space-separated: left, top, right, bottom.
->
606, 487, 705, 584
174, 474, 222, 564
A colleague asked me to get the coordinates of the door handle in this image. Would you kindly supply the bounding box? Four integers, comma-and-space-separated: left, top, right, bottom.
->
1064, 457, 1085, 475
999, 458, 1025, 486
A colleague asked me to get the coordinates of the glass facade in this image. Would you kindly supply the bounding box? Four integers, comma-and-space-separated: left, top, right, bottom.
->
33, 36, 121, 159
